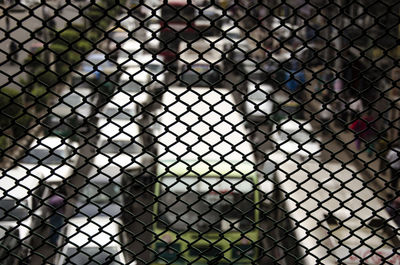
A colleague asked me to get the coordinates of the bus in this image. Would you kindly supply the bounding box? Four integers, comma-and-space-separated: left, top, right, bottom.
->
149, 87, 261, 264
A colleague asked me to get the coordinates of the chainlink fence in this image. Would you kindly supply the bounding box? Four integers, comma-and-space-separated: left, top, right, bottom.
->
0, 0, 400, 264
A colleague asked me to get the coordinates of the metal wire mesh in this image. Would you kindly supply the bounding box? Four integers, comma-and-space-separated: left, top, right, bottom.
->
0, 0, 399, 264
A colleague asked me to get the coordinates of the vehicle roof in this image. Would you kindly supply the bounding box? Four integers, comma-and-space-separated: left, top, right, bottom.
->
0, 169, 39, 198
29, 136, 68, 150
155, 87, 256, 170
178, 37, 225, 65
65, 217, 122, 247
98, 122, 140, 140
276, 119, 313, 132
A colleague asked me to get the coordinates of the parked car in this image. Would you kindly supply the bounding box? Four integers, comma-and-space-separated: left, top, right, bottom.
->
97, 91, 150, 128
20, 136, 77, 183
57, 216, 130, 265
74, 174, 123, 218
244, 80, 276, 125
270, 119, 322, 161
92, 110, 152, 182
0, 169, 39, 243
51, 87, 96, 127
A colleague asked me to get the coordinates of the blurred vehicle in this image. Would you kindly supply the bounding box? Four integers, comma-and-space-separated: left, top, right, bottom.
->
177, 37, 224, 86
20, 136, 77, 183
93, 101, 152, 180
0, 169, 39, 244
147, 87, 260, 264
74, 174, 124, 218
244, 73, 276, 125
57, 216, 130, 265
51, 87, 97, 129
118, 53, 165, 93
270, 119, 321, 161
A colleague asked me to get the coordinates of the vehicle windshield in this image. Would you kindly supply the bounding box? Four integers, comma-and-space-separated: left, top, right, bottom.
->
62, 94, 82, 106
64, 247, 122, 265
76, 182, 123, 204
248, 90, 268, 101
0, 200, 29, 221
180, 65, 221, 87
21, 149, 68, 164
145, 63, 164, 74
227, 32, 240, 40
120, 81, 141, 92
157, 177, 256, 233
103, 108, 135, 120
279, 130, 310, 143
101, 140, 140, 154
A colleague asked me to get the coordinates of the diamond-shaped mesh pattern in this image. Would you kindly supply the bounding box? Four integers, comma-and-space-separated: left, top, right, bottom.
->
0, 0, 400, 264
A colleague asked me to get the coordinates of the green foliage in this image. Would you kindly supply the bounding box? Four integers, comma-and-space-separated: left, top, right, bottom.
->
85, 9, 104, 22
36, 70, 59, 87
75, 40, 92, 54
31, 86, 49, 105
13, 114, 34, 138
50, 43, 69, 54
60, 28, 81, 43
71, 23, 86, 33
0, 135, 10, 152
56, 63, 71, 77
86, 30, 102, 42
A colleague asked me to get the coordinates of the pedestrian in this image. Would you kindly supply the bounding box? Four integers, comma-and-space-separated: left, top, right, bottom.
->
47, 188, 66, 246
386, 144, 400, 189
9, 40, 18, 64
348, 111, 376, 154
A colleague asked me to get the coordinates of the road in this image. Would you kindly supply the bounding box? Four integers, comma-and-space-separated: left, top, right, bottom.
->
0, 2, 394, 265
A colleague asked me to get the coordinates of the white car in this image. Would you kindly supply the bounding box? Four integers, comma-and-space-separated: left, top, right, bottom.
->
57, 216, 132, 265
20, 136, 77, 183
97, 91, 150, 128
93, 123, 147, 174
271, 119, 322, 160
244, 80, 275, 124
0, 169, 39, 242
119, 54, 165, 93
51, 87, 96, 124
74, 173, 124, 218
